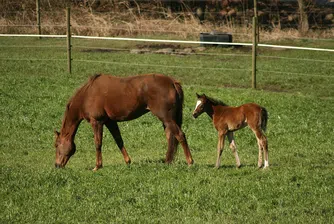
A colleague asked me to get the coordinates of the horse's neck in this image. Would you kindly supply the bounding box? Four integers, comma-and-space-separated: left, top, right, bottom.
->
60, 105, 82, 141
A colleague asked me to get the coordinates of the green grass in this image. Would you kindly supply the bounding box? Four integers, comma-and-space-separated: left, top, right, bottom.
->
0, 37, 333, 223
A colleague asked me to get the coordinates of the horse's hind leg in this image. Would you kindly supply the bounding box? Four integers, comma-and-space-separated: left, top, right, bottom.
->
227, 132, 241, 168
105, 120, 131, 165
163, 120, 193, 165
91, 119, 104, 171
164, 126, 177, 164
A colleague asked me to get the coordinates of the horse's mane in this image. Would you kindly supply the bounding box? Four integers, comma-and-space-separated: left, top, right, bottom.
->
77, 74, 101, 96
61, 74, 101, 130
205, 95, 228, 106
67, 74, 101, 105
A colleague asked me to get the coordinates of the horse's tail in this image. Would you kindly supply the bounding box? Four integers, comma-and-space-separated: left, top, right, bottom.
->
260, 107, 268, 132
173, 81, 184, 128
166, 80, 184, 160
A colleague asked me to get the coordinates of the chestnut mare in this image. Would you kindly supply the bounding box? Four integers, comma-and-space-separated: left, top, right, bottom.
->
192, 93, 268, 169
54, 74, 194, 170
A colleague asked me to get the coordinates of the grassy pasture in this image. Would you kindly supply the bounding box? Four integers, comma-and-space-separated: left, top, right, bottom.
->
0, 37, 333, 223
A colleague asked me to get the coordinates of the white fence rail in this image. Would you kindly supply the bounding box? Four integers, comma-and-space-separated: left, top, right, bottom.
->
1, 34, 334, 52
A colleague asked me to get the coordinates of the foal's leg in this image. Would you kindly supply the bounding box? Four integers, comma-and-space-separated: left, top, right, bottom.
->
227, 132, 241, 168
261, 134, 269, 168
163, 120, 193, 165
252, 128, 268, 168
105, 120, 131, 165
215, 131, 225, 168
91, 119, 103, 171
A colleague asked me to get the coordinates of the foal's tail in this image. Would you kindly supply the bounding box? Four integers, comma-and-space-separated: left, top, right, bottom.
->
260, 107, 268, 132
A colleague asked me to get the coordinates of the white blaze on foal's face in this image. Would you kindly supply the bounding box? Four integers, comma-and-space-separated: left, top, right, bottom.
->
194, 99, 202, 112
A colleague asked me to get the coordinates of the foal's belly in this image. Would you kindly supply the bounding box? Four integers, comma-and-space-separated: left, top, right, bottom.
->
227, 121, 247, 131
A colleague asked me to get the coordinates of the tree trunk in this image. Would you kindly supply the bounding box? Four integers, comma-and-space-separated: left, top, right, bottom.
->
297, 0, 309, 34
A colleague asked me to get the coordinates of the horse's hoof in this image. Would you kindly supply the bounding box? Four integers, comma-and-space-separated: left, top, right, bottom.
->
236, 164, 241, 169
187, 159, 194, 166
125, 159, 132, 165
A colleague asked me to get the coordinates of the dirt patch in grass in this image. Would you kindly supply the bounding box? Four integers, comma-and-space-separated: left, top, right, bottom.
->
136, 44, 181, 49
80, 48, 127, 53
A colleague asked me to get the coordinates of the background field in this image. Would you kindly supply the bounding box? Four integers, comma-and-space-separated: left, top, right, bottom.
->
0, 37, 333, 223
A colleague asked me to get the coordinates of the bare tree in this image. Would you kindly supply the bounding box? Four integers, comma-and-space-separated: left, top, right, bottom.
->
297, 0, 309, 34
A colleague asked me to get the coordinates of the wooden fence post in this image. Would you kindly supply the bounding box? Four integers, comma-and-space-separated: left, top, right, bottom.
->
252, 0, 258, 89
66, 7, 72, 74
36, 0, 41, 38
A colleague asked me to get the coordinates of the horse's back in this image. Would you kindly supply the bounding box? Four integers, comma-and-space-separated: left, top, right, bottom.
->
80, 74, 180, 121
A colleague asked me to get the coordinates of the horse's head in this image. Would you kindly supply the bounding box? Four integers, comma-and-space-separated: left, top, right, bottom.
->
54, 131, 76, 168
193, 93, 208, 118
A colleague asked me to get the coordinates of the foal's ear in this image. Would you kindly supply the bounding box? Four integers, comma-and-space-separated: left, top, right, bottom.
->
54, 130, 60, 138
196, 93, 200, 98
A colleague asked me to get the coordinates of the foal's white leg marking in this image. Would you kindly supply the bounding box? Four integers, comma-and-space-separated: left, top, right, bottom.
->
228, 133, 240, 168
264, 160, 269, 168
233, 142, 241, 167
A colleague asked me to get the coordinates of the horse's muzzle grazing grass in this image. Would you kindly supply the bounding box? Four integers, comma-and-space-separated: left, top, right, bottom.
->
54, 74, 194, 170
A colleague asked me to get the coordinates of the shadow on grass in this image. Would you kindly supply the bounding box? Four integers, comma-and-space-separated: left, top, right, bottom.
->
82, 158, 280, 171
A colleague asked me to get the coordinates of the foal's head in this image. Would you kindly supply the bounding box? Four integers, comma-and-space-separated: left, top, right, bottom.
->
54, 131, 76, 168
192, 93, 210, 118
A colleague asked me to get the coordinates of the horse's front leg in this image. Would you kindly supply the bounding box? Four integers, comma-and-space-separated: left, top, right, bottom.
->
227, 132, 241, 168
91, 120, 104, 171
105, 120, 131, 165
215, 131, 225, 168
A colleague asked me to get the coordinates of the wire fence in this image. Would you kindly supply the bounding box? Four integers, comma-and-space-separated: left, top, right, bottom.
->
1, 2, 334, 92
0, 33, 333, 79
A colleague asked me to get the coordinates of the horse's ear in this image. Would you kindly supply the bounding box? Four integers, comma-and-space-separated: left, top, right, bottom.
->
203, 94, 207, 98
196, 93, 200, 98
54, 130, 60, 138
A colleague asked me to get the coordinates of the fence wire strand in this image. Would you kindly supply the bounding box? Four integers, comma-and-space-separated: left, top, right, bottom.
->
0, 34, 333, 79
73, 59, 250, 72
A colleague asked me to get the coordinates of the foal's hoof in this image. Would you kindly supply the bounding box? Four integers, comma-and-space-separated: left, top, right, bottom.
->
236, 164, 241, 169
92, 165, 102, 171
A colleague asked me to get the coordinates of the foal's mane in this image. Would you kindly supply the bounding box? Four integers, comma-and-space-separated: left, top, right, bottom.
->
205, 95, 228, 106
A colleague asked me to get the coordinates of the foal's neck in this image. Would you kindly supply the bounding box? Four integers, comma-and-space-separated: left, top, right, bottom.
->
207, 104, 228, 120
205, 104, 215, 119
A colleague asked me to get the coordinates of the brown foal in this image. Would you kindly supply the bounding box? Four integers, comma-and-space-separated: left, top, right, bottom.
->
192, 93, 268, 169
